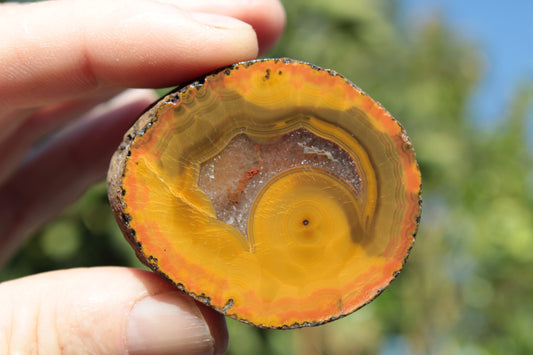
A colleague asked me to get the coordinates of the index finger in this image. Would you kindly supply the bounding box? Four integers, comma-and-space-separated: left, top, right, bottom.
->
0, 0, 285, 110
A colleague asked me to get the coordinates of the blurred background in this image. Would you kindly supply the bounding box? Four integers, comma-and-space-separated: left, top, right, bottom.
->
2, 0, 533, 354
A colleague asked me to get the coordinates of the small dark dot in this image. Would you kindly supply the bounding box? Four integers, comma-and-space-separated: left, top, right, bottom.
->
302, 219, 309, 226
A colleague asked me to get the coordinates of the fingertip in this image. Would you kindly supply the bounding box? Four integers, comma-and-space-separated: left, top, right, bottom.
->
124, 269, 228, 355
197, 302, 229, 355
86, 5, 260, 88
255, 0, 287, 55
0, 267, 226, 355
172, 0, 286, 56
0, 0, 263, 107
127, 292, 220, 355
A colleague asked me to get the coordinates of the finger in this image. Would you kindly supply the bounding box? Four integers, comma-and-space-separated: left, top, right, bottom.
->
0, 267, 228, 355
166, 0, 286, 55
0, 87, 122, 185
0, 89, 157, 265
0, 0, 284, 110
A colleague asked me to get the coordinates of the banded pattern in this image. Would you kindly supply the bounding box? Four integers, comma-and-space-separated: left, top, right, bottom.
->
107, 59, 422, 328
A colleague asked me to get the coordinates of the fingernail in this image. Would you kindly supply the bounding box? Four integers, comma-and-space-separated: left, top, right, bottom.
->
127, 292, 214, 355
189, 12, 251, 30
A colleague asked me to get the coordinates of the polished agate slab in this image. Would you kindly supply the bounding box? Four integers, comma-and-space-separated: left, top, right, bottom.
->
108, 59, 422, 328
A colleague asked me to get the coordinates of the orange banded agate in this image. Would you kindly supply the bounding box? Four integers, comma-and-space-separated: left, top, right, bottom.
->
107, 58, 422, 328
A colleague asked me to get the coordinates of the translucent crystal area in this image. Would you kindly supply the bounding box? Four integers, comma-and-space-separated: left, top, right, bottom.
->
197, 128, 361, 239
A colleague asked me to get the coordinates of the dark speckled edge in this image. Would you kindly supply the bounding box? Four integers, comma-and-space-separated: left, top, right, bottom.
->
106, 58, 422, 329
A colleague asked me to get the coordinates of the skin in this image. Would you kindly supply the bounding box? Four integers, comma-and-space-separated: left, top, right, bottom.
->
0, 0, 285, 354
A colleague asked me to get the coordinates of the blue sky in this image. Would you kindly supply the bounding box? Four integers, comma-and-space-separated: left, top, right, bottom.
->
402, 0, 533, 128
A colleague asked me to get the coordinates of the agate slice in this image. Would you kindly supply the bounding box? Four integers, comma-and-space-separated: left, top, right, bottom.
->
107, 58, 422, 328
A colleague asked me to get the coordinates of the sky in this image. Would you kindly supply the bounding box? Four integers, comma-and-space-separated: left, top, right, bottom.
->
401, 0, 533, 129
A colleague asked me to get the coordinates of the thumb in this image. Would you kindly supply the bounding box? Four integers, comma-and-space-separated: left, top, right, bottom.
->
0, 267, 228, 355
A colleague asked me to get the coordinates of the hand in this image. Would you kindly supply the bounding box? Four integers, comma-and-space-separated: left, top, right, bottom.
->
0, 0, 285, 353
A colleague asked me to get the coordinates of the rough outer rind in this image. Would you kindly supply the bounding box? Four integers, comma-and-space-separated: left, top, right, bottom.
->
108, 96, 163, 267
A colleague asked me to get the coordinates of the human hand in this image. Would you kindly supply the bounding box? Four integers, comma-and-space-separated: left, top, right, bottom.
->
0, 0, 285, 353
